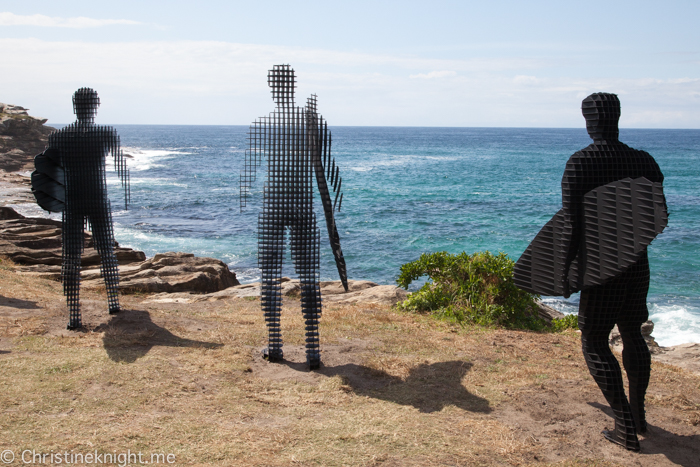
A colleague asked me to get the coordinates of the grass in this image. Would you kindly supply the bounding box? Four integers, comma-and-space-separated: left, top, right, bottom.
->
0, 258, 698, 466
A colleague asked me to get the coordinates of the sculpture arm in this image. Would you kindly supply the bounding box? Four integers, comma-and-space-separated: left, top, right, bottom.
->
307, 106, 348, 291
241, 118, 266, 210
107, 127, 130, 209
560, 154, 583, 298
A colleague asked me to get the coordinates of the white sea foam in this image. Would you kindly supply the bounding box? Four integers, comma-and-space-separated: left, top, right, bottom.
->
540, 296, 580, 315
649, 303, 700, 346
540, 296, 700, 346
121, 147, 192, 172
230, 267, 261, 284
106, 177, 188, 188
5, 202, 61, 221
425, 156, 459, 161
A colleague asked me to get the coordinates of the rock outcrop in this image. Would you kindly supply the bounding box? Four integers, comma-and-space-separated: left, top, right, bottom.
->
144, 277, 408, 307
537, 302, 566, 323
0, 206, 144, 267
0, 103, 55, 172
93, 252, 240, 294
0, 207, 239, 294
652, 343, 700, 374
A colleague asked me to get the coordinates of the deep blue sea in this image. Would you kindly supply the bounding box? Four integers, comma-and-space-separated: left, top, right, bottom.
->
34, 125, 700, 346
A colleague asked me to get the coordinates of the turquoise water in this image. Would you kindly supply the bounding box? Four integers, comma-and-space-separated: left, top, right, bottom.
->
97, 125, 699, 345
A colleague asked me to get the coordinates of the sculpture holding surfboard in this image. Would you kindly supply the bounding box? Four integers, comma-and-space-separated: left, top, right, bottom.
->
514, 93, 667, 452
514, 177, 667, 296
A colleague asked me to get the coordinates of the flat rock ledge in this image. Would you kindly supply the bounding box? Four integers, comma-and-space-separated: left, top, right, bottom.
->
144, 277, 408, 307
0, 207, 239, 294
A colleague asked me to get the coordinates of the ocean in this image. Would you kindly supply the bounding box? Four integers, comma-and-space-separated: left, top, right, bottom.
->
23, 125, 700, 346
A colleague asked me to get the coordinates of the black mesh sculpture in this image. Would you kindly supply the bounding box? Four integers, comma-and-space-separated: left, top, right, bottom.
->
32, 88, 130, 330
514, 93, 667, 451
241, 65, 348, 370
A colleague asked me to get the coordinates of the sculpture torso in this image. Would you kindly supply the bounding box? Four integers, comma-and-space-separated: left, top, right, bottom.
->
49, 123, 118, 212
263, 107, 315, 220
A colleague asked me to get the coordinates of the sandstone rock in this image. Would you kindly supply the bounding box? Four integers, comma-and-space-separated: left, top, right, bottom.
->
536, 302, 566, 323
609, 320, 658, 350
0, 102, 55, 172
0, 208, 238, 295
90, 252, 240, 294
323, 283, 408, 306
652, 343, 700, 375
143, 277, 407, 306
0, 207, 145, 268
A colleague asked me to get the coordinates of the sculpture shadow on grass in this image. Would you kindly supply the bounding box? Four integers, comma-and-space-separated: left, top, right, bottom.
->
283, 359, 491, 414
0, 295, 41, 310
94, 308, 223, 364
589, 401, 700, 464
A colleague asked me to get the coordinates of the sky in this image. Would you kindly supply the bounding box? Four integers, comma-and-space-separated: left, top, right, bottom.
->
1, 1, 699, 128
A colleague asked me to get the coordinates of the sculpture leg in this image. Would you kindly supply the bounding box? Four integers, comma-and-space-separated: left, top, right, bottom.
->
90, 209, 121, 314
618, 256, 651, 434
579, 280, 640, 451
62, 211, 84, 330
291, 213, 321, 369
259, 213, 284, 362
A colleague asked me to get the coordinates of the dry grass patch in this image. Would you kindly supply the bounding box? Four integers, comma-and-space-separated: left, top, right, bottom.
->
0, 265, 698, 466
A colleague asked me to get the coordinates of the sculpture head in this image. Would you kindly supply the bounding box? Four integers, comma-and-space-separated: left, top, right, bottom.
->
73, 87, 100, 123
582, 92, 620, 142
268, 65, 295, 108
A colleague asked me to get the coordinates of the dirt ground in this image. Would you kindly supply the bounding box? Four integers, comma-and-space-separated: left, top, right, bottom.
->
0, 263, 699, 466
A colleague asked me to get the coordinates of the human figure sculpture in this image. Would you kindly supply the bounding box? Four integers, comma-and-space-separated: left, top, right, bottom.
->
37, 88, 129, 330
241, 65, 348, 370
515, 92, 666, 451
562, 93, 666, 451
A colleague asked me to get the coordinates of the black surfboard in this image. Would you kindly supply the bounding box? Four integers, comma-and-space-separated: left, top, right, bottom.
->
514, 177, 667, 296
31, 147, 65, 213
310, 117, 348, 292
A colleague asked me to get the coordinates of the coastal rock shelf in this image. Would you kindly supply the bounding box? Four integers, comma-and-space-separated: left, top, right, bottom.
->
105, 252, 239, 294
144, 277, 409, 307
0, 103, 55, 172
0, 206, 145, 267
0, 207, 239, 294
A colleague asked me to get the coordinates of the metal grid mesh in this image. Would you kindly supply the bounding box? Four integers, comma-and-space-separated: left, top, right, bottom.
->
48, 88, 130, 329
516, 93, 666, 451
242, 65, 347, 369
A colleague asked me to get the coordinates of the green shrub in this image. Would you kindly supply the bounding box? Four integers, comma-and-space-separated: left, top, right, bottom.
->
550, 313, 579, 332
396, 251, 546, 331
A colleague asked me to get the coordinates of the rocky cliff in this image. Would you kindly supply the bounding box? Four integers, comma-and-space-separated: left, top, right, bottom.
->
0, 206, 240, 294
0, 103, 55, 172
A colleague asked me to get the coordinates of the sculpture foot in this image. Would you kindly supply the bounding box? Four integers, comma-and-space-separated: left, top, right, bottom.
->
631, 410, 647, 434
109, 306, 121, 315
602, 429, 640, 452
263, 348, 283, 363
66, 322, 81, 331
307, 357, 321, 371
636, 422, 647, 434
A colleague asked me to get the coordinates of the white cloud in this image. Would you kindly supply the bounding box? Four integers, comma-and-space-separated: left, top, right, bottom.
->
513, 75, 539, 84
2, 38, 698, 128
409, 71, 457, 79
0, 12, 141, 28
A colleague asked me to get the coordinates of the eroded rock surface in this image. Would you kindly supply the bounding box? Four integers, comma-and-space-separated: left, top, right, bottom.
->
0, 207, 239, 294
144, 277, 407, 307
0, 206, 144, 268
95, 252, 240, 294
0, 103, 55, 172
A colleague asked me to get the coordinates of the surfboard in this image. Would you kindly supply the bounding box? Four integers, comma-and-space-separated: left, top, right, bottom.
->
31, 147, 65, 213
514, 177, 668, 296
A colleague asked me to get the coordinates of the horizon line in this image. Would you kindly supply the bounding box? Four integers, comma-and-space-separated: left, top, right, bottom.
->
47, 123, 700, 131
